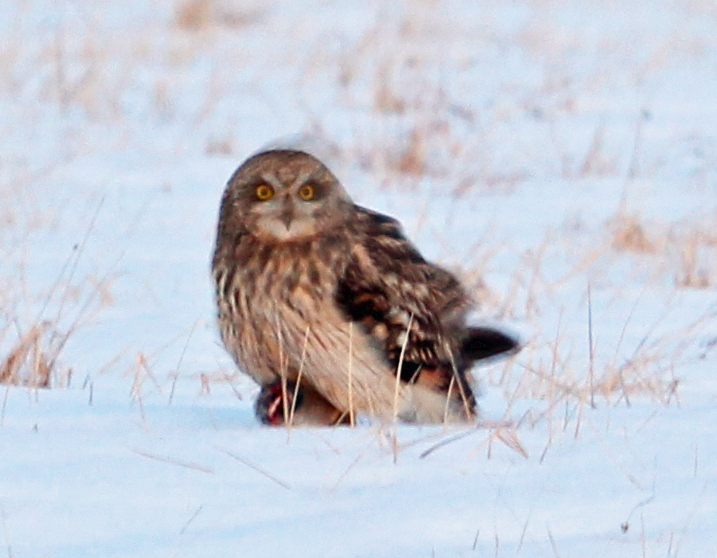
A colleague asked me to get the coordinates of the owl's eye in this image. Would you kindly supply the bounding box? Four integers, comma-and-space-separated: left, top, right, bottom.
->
255, 184, 275, 201
298, 184, 316, 201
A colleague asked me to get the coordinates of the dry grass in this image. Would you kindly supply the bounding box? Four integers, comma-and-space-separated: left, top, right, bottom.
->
452, 209, 717, 454
609, 211, 717, 289
175, 0, 214, 30
515, 332, 683, 412
1, 199, 114, 390
0, 271, 114, 389
1, 323, 67, 388
174, 0, 264, 31
674, 229, 717, 289
611, 214, 659, 253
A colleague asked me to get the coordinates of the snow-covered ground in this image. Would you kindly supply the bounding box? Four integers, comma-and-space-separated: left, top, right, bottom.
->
2, 0, 717, 556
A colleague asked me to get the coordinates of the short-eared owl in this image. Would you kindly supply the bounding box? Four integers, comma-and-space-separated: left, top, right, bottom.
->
212, 148, 518, 426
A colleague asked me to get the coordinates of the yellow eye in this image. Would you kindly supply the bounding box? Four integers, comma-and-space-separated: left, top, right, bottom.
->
255, 184, 274, 201
298, 184, 316, 201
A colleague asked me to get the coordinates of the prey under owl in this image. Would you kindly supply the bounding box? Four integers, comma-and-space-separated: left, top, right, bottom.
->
212, 148, 519, 425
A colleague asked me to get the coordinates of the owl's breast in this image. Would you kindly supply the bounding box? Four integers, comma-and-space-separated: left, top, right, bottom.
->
215, 235, 353, 385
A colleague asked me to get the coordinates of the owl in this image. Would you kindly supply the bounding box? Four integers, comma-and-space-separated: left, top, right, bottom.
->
212, 148, 518, 426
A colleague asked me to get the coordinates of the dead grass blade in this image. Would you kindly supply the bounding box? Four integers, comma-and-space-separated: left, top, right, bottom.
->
179, 504, 204, 535
220, 448, 292, 490
129, 447, 214, 474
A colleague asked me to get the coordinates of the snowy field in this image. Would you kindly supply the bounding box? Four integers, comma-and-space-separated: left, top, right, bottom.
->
2, 0, 717, 556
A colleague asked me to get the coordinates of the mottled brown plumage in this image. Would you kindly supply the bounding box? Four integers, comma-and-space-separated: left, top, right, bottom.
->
212, 148, 518, 425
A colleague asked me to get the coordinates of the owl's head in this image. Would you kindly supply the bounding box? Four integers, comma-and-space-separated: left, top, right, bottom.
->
218, 149, 353, 242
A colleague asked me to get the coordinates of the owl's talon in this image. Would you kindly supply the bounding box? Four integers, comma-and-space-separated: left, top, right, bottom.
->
255, 380, 302, 425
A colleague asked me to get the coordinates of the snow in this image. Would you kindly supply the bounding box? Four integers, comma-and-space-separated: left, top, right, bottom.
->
2, 0, 717, 556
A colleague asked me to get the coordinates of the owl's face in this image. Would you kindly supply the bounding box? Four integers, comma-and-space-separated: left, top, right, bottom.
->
220, 149, 353, 242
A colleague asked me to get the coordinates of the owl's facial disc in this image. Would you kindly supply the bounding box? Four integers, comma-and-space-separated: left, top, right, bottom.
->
223, 150, 352, 243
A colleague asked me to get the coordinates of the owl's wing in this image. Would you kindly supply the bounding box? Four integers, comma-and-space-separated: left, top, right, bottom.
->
336, 206, 517, 397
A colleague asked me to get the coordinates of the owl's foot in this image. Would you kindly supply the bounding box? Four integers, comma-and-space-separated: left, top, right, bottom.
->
255, 380, 350, 426
255, 380, 303, 425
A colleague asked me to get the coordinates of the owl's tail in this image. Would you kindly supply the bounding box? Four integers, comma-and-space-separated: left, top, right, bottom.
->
461, 327, 519, 363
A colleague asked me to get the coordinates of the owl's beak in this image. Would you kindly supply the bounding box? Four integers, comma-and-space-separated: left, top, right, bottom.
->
279, 197, 294, 229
